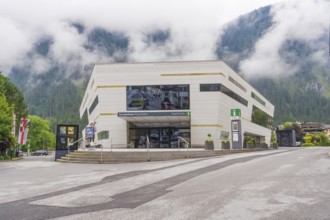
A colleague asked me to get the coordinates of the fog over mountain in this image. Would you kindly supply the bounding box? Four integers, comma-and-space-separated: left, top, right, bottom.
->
0, 0, 329, 127
239, 0, 329, 79
1, 0, 287, 77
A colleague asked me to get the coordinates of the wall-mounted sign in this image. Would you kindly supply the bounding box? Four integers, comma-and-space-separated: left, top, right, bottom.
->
232, 132, 239, 142
231, 119, 242, 149
118, 111, 191, 117
232, 121, 239, 131
230, 109, 241, 117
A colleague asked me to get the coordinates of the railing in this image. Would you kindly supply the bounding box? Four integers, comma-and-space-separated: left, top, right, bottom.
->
67, 138, 83, 161
100, 137, 112, 163
178, 136, 190, 148
146, 135, 150, 161
178, 136, 190, 158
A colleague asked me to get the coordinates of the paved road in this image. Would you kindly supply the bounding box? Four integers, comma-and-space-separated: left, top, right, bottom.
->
0, 148, 329, 220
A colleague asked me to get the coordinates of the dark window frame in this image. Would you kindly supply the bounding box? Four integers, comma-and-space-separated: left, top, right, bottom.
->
200, 83, 248, 106
89, 95, 99, 115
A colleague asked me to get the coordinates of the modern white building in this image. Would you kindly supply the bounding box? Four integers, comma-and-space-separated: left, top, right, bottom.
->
79, 60, 274, 149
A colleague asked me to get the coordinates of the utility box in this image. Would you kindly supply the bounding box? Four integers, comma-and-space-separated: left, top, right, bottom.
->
55, 124, 79, 161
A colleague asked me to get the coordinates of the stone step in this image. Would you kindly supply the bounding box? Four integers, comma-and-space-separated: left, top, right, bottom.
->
56, 149, 260, 163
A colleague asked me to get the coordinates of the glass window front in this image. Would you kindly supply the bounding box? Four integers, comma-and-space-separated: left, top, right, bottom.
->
127, 85, 189, 111
129, 127, 190, 148
251, 105, 273, 129
251, 92, 266, 106
89, 95, 99, 114
200, 84, 248, 106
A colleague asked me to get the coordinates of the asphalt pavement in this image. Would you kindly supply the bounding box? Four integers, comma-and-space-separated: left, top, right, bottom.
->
0, 147, 329, 220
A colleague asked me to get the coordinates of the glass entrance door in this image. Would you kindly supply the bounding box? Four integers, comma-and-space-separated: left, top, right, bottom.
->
150, 129, 160, 148
129, 126, 190, 148
160, 128, 170, 148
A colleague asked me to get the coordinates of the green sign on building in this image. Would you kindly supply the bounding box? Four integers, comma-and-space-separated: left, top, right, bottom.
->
231, 109, 241, 117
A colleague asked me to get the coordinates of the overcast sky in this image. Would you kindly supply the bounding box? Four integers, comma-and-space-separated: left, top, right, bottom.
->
0, 0, 328, 79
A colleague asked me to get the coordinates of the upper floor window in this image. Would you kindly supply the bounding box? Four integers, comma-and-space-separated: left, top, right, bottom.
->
89, 95, 99, 115
200, 84, 248, 106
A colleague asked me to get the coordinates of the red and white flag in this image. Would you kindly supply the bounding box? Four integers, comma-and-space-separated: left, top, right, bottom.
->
18, 117, 30, 145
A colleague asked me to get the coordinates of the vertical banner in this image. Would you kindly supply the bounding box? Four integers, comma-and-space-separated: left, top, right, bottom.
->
18, 117, 29, 145
231, 119, 242, 149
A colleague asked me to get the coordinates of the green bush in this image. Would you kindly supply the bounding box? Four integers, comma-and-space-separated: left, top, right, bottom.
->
0, 156, 4, 160
302, 143, 316, 147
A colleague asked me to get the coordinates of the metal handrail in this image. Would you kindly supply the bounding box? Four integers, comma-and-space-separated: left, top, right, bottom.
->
146, 135, 150, 161
66, 138, 83, 160
178, 136, 190, 148
100, 137, 112, 163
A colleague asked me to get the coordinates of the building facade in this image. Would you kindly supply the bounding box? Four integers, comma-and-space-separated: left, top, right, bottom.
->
79, 60, 274, 149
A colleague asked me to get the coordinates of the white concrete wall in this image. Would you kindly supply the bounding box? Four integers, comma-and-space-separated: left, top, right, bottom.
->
79, 61, 274, 149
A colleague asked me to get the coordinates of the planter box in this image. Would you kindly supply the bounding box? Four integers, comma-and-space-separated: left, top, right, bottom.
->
222, 142, 230, 149
205, 141, 214, 150
272, 143, 278, 149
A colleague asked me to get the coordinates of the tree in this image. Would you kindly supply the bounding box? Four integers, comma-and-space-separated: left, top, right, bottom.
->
22, 115, 55, 152
283, 121, 293, 129
0, 73, 28, 135
0, 94, 14, 158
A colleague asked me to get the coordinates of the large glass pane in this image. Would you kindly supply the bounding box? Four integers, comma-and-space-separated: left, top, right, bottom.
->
150, 129, 160, 148
251, 105, 273, 129
160, 129, 170, 148
170, 129, 180, 148
127, 85, 190, 111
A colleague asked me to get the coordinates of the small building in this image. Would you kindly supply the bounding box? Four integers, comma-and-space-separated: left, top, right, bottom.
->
299, 122, 324, 133
79, 60, 274, 149
276, 130, 297, 147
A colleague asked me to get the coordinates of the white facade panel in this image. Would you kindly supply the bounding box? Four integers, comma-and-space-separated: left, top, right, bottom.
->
80, 61, 275, 149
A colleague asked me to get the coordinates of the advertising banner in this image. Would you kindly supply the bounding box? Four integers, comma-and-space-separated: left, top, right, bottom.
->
126, 85, 189, 111
85, 126, 95, 139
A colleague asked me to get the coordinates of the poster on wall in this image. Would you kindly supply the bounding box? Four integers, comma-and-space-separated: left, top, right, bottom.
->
233, 132, 239, 142
85, 127, 95, 139
59, 126, 66, 134
232, 121, 238, 131
67, 126, 75, 135
126, 85, 189, 111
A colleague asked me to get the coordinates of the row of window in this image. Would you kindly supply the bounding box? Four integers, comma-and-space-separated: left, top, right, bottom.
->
200, 84, 248, 106
251, 105, 273, 129
229, 76, 247, 92
88, 85, 264, 112
251, 92, 266, 106
87, 84, 272, 129
89, 95, 99, 115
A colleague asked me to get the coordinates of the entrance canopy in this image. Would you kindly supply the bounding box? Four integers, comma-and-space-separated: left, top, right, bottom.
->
118, 112, 191, 127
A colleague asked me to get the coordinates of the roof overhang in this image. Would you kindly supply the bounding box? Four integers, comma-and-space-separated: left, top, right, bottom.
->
118, 111, 191, 127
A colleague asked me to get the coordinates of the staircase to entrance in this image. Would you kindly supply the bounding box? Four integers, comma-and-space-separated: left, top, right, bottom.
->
56, 149, 250, 163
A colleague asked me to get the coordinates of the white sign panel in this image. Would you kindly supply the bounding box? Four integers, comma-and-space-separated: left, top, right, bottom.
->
233, 132, 239, 142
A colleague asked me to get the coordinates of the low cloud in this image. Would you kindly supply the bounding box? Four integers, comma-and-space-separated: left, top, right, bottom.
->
2, 0, 317, 79
239, 0, 329, 79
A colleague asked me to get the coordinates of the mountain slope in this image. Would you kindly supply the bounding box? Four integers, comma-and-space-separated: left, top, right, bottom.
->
216, 6, 330, 125
8, 4, 330, 128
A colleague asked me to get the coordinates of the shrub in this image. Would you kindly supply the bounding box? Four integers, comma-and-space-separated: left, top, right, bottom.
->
206, 134, 213, 142
302, 143, 316, 147
0, 156, 4, 160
